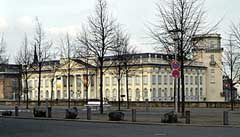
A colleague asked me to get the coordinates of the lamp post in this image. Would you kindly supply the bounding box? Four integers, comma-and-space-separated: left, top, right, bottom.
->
168, 29, 181, 113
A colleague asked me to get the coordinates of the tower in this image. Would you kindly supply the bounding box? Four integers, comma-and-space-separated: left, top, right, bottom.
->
193, 34, 224, 101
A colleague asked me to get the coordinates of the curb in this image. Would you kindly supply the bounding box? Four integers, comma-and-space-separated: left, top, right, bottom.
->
1, 116, 240, 128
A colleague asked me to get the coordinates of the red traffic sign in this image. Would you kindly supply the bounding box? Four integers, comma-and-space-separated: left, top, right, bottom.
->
172, 69, 180, 78
171, 60, 180, 70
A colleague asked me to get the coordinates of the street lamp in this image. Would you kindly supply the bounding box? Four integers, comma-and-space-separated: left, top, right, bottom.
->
168, 29, 181, 113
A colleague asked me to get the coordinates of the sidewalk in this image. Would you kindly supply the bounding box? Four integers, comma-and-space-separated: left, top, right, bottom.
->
1, 105, 240, 126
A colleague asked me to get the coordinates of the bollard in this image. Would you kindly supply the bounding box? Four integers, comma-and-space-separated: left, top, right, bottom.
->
132, 109, 136, 122
48, 107, 52, 118
185, 110, 190, 124
15, 106, 19, 116
145, 99, 149, 112
223, 111, 229, 125
87, 107, 91, 120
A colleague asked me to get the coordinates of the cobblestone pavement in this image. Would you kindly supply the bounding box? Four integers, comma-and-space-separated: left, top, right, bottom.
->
1, 105, 240, 125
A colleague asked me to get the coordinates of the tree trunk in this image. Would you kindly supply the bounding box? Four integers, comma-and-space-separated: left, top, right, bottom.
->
99, 58, 104, 114
50, 78, 54, 107
125, 66, 130, 109
38, 63, 42, 106
25, 78, 29, 109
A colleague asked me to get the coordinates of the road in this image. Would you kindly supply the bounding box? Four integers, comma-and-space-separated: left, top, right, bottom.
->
0, 118, 239, 137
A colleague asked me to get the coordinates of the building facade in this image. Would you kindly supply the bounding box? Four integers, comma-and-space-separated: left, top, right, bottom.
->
25, 34, 224, 102
0, 64, 20, 100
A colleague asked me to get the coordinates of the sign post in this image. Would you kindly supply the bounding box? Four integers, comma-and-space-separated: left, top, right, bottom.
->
171, 60, 180, 113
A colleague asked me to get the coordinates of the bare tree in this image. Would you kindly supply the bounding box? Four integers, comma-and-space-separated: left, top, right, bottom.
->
15, 34, 32, 109
148, 0, 218, 116
221, 36, 240, 110
77, 0, 119, 114
33, 17, 52, 106
59, 33, 76, 108
75, 41, 95, 104
0, 33, 9, 64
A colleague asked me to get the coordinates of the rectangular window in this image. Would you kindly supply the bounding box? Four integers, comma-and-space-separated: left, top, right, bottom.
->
158, 75, 162, 85
169, 75, 173, 85
63, 76, 67, 87
77, 76, 81, 87
200, 76, 203, 85
128, 77, 132, 85
195, 76, 198, 85
152, 75, 156, 85
105, 77, 110, 86
112, 77, 117, 85
45, 80, 49, 88
135, 76, 140, 85
190, 76, 193, 85
164, 75, 167, 85
143, 75, 148, 85
210, 69, 215, 83
185, 76, 189, 85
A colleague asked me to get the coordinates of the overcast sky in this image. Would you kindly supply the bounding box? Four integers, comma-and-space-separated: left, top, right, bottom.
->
0, 0, 239, 63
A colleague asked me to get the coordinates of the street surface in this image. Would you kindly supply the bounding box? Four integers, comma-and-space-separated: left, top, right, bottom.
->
0, 118, 239, 137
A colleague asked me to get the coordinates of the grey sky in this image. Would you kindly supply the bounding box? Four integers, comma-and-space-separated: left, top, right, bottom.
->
0, 0, 239, 63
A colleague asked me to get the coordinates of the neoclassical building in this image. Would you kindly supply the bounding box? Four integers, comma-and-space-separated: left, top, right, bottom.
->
25, 34, 224, 102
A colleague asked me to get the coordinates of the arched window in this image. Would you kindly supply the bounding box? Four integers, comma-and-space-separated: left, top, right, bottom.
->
144, 88, 148, 99
105, 89, 110, 98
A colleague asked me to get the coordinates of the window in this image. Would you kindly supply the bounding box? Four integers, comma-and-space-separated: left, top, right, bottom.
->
143, 76, 148, 85
76, 90, 81, 98
186, 88, 189, 96
34, 80, 38, 88
164, 88, 167, 97
135, 76, 140, 85
63, 76, 67, 87
71, 90, 74, 98
144, 88, 148, 98
77, 77, 81, 88
164, 75, 167, 85
90, 76, 94, 87
195, 88, 198, 97
105, 77, 110, 86
200, 76, 203, 85
63, 90, 67, 98
136, 89, 140, 101
129, 89, 132, 98
152, 75, 156, 85
158, 88, 161, 97
152, 88, 156, 98
195, 76, 198, 85
45, 80, 49, 88
190, 76, 193, 85
169, 75, 173, 85
185, 76, 189, 85
200, 88, 203, 96
112, 77, 117, 85
57, 90, 61, 99
210, 69, 215, 83
128, 77, 132, 85
27, 80, 32, 88
190, 88, 193, 96
46, 90, 49, 99
170, 88, 173, 97
70, 76, 74, 87
158, 75, 162, 85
